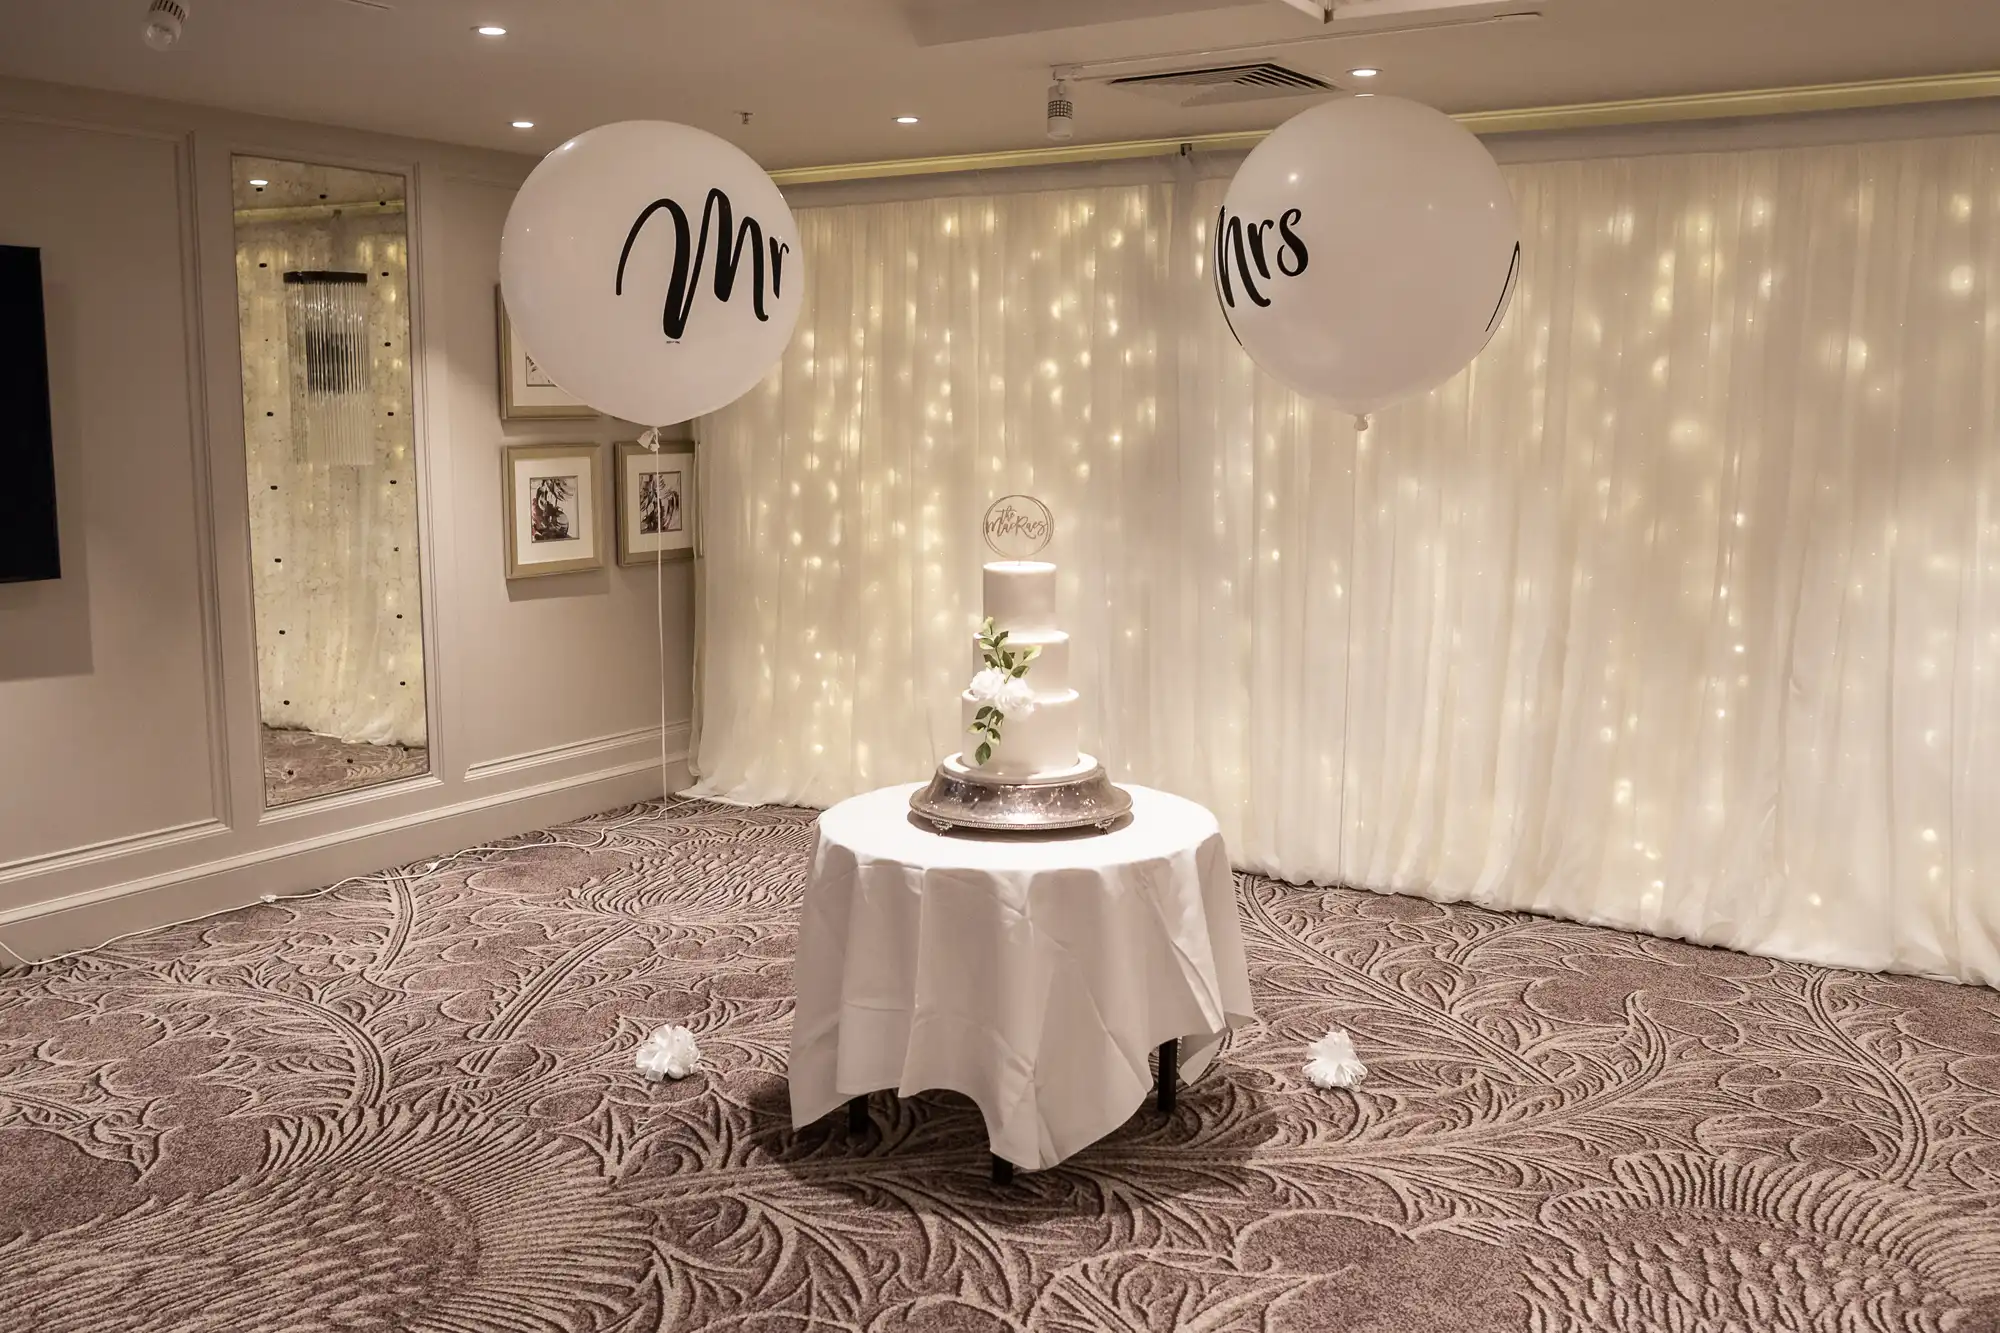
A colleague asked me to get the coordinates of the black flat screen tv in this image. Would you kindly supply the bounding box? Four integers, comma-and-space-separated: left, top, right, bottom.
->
1, 244, 59, 584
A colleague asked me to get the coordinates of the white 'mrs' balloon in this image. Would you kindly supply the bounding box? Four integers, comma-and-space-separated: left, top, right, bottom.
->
500, 120, 802, 426
1215, 95, 1519, 417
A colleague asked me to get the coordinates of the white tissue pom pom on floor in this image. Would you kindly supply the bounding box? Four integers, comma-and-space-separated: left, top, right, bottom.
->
1303, 1027, 1366, 1089
636, 1024, 701, 1081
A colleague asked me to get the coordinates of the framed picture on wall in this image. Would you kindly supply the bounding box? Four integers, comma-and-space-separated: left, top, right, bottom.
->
502, 443, 608, 579
496, 286, 599, 420
616, 439, 698, 564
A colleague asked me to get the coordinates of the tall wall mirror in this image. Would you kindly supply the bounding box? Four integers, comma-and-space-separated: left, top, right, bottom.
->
231, 156, 428, 807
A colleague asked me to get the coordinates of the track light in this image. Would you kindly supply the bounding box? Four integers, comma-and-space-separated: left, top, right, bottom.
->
1046, 80, 1074, 142
142, 0, 187, 51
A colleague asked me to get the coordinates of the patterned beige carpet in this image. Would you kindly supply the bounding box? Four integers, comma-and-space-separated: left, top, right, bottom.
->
262, 725, 429, 807
4, 798, 2000, 1332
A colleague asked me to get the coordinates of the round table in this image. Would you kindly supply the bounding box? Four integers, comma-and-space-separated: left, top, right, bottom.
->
787, 782, 1256, 1172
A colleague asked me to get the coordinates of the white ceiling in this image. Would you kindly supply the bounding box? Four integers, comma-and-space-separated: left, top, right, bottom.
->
2, 0, 1998, 169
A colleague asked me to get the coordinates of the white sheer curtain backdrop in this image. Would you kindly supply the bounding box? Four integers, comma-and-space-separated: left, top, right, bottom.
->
693, 133, 2000, 986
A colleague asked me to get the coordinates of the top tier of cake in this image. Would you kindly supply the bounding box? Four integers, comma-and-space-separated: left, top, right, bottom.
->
976, 560, 1069, 693
983, 561, 1057, 635
962, 559, 1081, 778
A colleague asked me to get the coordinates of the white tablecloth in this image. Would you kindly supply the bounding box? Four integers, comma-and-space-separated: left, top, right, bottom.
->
788, 782, 1256, 1170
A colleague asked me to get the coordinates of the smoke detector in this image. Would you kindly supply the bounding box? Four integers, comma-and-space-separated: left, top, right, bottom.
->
141, 0, 187, 50
1106, 62, 1335, 108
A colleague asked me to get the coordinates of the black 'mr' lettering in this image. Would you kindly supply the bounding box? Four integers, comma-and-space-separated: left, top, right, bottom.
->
615, 187, 779, 340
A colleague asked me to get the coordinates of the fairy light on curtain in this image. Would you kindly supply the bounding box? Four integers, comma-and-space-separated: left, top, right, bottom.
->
283, 269, 374, 467
694, 132, 2000, 987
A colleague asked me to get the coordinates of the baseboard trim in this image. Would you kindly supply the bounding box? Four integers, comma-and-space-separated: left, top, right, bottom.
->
464, 721, 690, 783
0, 818, 229, 886
0, 752, 690, 967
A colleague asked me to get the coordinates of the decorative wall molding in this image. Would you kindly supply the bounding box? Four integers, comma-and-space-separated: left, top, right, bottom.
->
175, 127, 238, 836
0, 104, 189, 145
0, 79, 694, 967
0, 819, 229, 886
465, 720, 690, 783
0, 754, 684, 965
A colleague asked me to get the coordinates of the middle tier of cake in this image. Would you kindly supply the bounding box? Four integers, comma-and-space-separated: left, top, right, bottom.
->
970, 628, 1069, 693
959, 687, 1081, 778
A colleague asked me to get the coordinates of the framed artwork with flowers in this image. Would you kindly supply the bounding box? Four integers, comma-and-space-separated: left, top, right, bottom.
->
615, 439, 697, 565
501, 442, 607, 579
496, 287, 599, 420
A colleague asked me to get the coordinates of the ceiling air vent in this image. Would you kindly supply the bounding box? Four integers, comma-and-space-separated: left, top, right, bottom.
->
1106, 62, 1334, 107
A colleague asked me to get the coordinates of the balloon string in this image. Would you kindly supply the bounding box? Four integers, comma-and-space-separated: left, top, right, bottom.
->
644, 426, 668, 804
1338, 413, 1366, 885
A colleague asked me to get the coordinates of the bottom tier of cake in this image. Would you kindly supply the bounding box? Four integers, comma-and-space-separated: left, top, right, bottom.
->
958, 688, 1080, 778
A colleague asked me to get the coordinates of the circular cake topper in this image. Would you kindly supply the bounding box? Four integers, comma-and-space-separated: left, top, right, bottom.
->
982, 494, 1054, 560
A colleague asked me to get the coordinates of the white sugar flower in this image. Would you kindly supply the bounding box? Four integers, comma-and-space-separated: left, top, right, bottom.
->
636, 1024, 701, 1081
996, 674, 1037, 716
1303, 1027, 1366, 1089
969, 666, 1010, 703
969, 669, 1039, 717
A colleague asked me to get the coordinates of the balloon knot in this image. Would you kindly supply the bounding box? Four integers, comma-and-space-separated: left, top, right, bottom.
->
1354, 414, 1372, 432
638, 427, 661, 452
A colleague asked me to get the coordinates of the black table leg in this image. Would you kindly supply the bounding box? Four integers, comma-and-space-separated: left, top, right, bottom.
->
991, 1154, 1014, 1185
1158, 1037, 1178, 1114
846, 1094, 868, 1134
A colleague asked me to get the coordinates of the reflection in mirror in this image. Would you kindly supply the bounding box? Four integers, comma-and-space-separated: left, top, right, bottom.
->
232, 157, 427, 806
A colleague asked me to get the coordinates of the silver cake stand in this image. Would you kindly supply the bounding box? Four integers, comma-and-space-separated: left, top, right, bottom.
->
909, 754, 1133, 834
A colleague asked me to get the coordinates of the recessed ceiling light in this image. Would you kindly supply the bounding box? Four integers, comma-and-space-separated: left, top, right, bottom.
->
1349, 67, 1380, 78
475, 25, 507, 36
894, 115, 920, 124
511, 120, 535, 129
1354, 92, 1375, 98
249, 178, 269, 187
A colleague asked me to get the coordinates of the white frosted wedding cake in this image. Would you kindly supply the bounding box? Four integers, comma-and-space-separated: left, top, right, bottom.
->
950, 559, 1090, 780
910, 494, 1130, 832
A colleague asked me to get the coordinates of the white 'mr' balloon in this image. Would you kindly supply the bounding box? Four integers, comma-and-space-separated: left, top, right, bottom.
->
1215, 95, 1519, 417
500, 120, 802, 425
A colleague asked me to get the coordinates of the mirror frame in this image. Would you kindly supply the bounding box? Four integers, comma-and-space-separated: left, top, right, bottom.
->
197, 134, 446, 827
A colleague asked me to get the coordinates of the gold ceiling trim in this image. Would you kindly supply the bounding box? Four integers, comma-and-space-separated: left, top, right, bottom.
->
770, 69, 2000, 187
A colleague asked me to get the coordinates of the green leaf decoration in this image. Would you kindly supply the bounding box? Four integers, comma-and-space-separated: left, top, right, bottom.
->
975, 742, 992, 764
